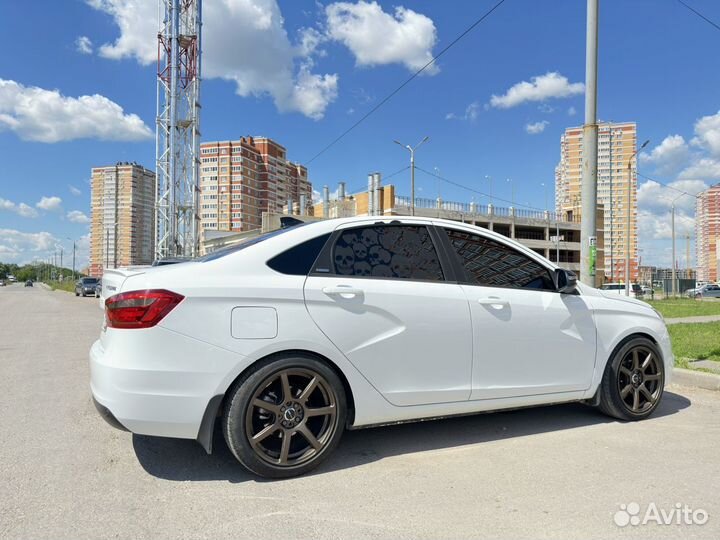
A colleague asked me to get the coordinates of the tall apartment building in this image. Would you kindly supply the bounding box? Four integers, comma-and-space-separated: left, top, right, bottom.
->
199, 136, 311, 234
89, 163, 156, 276
696, 183, 720, 282
556, 122, 638, 282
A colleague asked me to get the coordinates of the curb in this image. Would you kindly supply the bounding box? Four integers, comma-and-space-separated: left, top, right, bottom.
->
671, 367, 720, 392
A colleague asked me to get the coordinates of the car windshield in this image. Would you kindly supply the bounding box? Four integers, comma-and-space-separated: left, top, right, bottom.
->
197, 222, 311, 262
82, 278, 98, 284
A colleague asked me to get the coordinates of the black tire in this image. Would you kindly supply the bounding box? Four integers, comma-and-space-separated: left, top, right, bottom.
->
75, 291, 79, 297
598, 336, 664, 421
222, 354, 347, 479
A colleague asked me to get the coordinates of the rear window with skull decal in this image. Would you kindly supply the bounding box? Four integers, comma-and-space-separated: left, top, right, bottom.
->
330, 225, 444, 281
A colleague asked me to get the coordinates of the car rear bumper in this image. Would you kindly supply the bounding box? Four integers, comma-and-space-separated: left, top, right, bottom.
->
89, 330, 248, 441
92, 396, 129, 432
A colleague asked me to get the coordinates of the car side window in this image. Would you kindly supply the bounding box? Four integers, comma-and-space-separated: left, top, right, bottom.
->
267, 233, 331, 275
443, 228, 555, 291
329, 225, 444, 281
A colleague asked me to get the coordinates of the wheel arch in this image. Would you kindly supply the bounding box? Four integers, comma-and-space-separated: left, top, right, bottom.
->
588, 330, 662, 406
196, 348, 356, 454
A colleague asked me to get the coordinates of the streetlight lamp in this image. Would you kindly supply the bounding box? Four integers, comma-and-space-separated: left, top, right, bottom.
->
394, 136, 429, 216
625, 139, 649, 296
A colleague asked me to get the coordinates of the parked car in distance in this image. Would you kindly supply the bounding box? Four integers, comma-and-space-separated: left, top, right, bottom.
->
601, 282, 643, 298
0, 280, 6, 287
90, 216, 673, 479
75, 277, 99, 297
685, 283, 720, 298
24, 280, 33, 287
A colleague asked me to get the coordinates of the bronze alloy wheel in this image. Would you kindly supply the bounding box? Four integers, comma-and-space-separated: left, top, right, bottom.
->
616, 346, 663, 414
244, 367, 339, 468
597, 336, 665, 421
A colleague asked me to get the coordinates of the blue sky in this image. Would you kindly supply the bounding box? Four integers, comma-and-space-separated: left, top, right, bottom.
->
1, 0, 720, 268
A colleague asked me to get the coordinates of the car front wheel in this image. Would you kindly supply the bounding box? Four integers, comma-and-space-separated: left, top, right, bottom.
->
222, 355, 346, 478
597, 336, 664, 421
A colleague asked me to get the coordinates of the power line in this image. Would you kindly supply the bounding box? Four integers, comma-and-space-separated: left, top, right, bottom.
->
414, 165, 552, 214
304, 0, 508, 165
676, 0, 720, 33
344, 165, 410, 195
636, 171, 703, 199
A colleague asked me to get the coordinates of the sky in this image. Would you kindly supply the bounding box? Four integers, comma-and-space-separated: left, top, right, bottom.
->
1, 0, 720, 270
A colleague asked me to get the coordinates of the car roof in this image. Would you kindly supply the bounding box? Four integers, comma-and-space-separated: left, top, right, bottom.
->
260, 215, 559, 271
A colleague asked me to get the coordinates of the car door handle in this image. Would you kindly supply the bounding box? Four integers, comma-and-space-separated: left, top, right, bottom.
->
322, 286, 363, 298
478, 297, 509, 307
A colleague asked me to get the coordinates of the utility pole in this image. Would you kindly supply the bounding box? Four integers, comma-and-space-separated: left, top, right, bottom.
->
485, 175, 493, 206
394, 136, 429, 216
671, 202, 676, 297
626, 139, 649, 296
581, 0, 599, 287
609, 125, 614, 282
686, 233, 690, 275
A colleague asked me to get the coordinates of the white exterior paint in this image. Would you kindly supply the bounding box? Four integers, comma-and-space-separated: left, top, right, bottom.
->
89, 216, 674, 446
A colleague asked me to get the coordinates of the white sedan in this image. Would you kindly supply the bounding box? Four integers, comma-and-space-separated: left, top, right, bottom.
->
90, 216, 673, 478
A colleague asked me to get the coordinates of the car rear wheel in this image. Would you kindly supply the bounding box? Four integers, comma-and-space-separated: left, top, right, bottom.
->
222, 355, 346, 478
597, 337, 664, 421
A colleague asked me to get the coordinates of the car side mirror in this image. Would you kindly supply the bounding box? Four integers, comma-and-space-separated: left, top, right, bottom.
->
555, 268, 578, 294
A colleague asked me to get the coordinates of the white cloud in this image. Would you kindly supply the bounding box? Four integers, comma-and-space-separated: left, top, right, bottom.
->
88, 0, 156, 64
36, 196, 63, 212
490, 72, 584, 109
67, 210, 90, 224
0, 79, 152, 143
678, 157, 720, 180
297, 27, 325, 57
68, 185, 82, 196
525, 120, 549, 135
637, 178, 707, 214
325, 1, 438, 73
538, 103, 555, 114
87, 0, 339, 120
637, 209, 695, 241
0, 229, 58, 263
568, 106, 577, 116
0, 198, 39, 218
639, 135, 690, 174
446, 101, 479, 122
75, 36, 93, 54
691, 110, 720, 156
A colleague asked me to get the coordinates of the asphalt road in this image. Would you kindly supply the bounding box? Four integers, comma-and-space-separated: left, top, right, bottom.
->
1, 284, 719, 539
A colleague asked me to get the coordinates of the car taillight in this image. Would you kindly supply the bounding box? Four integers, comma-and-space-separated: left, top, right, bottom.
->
105, 289, 184, 329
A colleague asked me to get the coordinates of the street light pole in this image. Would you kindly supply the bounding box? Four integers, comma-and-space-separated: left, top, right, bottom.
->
507, 178, 514, 207
625, 139, 649, 296
485, 175, 493, 206
394, 136, 429, 216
